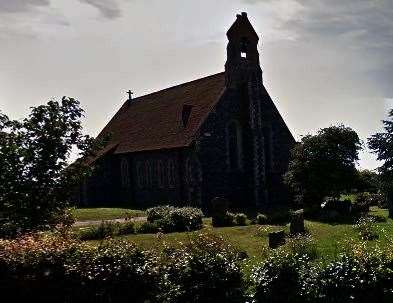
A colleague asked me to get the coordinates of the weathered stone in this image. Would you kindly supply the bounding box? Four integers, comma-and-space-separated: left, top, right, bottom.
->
269, 230, 285, 249
290, 209, 305, 235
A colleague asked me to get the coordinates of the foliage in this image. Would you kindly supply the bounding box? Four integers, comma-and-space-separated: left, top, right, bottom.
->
256, 213, 268, 225
250, 252, 311, 303
354, 216, 379, 241
158, 233, 245, 303
368, 109, 393, 217
285, 234, 319, 261
0, 233, 159, 302
356, 169, 380, 193
136, 221, 160, 234
353, 192, 372, 213
313, 247, 393, 303
0, 98, 106, 234
212, 211, 235, 227
284, 125, 362, 209
234, 213, 248, 226
146, 206, 203, 233
78, 220, 135, 240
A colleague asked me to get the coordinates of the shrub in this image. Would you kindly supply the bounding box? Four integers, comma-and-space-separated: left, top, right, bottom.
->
212, 211, 235, 227
286, 234, 318, 260
136, 221, 160, 234
353, 192, 371, 213
145, 206, 203, 233
250, 252, 311, 303
146, 205, 174, 222
313, 250, 393, 303
256, 213, 268, 225
234, 213, 248, 226
354, 216, 379, 241
159, 233, 245, 303
118, 221, 135, 235
78, 221, 119, 240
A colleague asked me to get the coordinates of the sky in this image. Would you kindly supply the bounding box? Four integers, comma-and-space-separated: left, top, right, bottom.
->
0, 0, 392, 169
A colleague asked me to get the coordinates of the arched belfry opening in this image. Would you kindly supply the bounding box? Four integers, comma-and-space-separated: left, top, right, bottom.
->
225, 12, 262, 88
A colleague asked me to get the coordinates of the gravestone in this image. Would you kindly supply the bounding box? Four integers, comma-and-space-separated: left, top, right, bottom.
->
269, 230, 285, 249
290, 209, 305, 235
211, 197, 230, 226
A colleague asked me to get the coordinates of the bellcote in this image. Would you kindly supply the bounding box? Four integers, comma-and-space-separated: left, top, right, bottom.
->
225, 12, 262, 88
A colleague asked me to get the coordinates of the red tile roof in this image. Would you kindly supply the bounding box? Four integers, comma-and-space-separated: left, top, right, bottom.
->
96, 72, 226, 154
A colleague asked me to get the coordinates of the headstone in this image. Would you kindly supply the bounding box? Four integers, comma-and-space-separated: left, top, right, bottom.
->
269, 230, 285, 249
290, 209, 305, 235
211, 197, 230, 226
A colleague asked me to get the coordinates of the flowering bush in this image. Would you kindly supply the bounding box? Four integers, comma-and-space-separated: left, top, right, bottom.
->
158, 233, 245, 302
234, 213, 248, 226
250, 252, 311, 303
354, 216, 379, 240
146, 206, 203, 232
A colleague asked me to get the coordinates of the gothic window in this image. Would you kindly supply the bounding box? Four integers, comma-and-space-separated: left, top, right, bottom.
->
157, 160, 166, 188
145, 161, 153, 188
136, 161, 144, 188
168, 159, 176, 188
120, 157, 130, 188
226, 120, 243, 170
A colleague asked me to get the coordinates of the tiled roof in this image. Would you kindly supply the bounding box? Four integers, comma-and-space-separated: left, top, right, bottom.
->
96, 72, 226, 154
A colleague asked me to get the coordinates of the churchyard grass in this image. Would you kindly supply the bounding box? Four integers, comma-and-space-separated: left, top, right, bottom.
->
72, 207, 146, 222
84, 207, 393, 263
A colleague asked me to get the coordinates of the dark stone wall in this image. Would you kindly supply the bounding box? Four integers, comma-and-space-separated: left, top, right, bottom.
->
80, 149, 188, 208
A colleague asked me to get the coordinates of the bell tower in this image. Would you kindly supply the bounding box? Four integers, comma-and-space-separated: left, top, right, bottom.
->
225, 12, 262, 89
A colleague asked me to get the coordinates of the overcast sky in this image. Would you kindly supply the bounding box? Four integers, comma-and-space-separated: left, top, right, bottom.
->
1, 0, 392, 169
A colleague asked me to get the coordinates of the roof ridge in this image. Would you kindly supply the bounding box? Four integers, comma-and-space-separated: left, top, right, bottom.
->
128, 72, 225, 105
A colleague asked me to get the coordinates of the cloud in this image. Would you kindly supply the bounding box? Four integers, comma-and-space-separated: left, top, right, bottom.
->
79, 0, 121, 19
0, 0, 50, 14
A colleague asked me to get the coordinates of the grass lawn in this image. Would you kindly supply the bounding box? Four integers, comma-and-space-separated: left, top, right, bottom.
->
86, 207, 393, 263
72, 208, 146, 222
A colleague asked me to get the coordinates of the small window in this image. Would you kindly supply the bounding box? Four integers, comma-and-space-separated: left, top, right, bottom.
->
241, 52, 247, 58
120, 157, 130, 188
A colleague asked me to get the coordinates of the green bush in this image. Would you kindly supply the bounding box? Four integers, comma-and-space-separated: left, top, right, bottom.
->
0, 234, 160, 302
212, 211, 235, 227
136, 221, 160, 234
251, 252, 311, 303
234, 213, 248, 226
159, 233, 245, 302
118, 220, 135, 235
313, 251, 393, 303
145, 206, 203, 233
354, 216, 379, 241
285, 235, 318, 260
78, 221, 119, 240
256, 213, 268, 225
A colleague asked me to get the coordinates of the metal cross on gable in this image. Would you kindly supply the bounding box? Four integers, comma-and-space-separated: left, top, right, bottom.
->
126, 90, 134, 100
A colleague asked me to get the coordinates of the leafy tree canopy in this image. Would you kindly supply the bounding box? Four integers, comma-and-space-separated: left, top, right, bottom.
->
0, 97, 105, 234
368, 109, 393, 216
284, 125, 362, 208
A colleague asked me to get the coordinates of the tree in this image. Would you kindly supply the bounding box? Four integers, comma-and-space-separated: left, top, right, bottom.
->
284, 125, 362, 209
0, 97, 105, 234
368, 109, 393, 217
355, 169, 379, 193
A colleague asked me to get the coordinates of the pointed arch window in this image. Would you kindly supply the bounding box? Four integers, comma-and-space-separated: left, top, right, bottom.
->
120, 157, 130, 188
145, 161, 153, 188
136, 161, 144, 188
168, 159, 176, 188
157, 160, 166, 188
226, 120, 243, 170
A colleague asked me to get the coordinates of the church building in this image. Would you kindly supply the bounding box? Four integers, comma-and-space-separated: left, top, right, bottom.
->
79, 13, 295, 209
